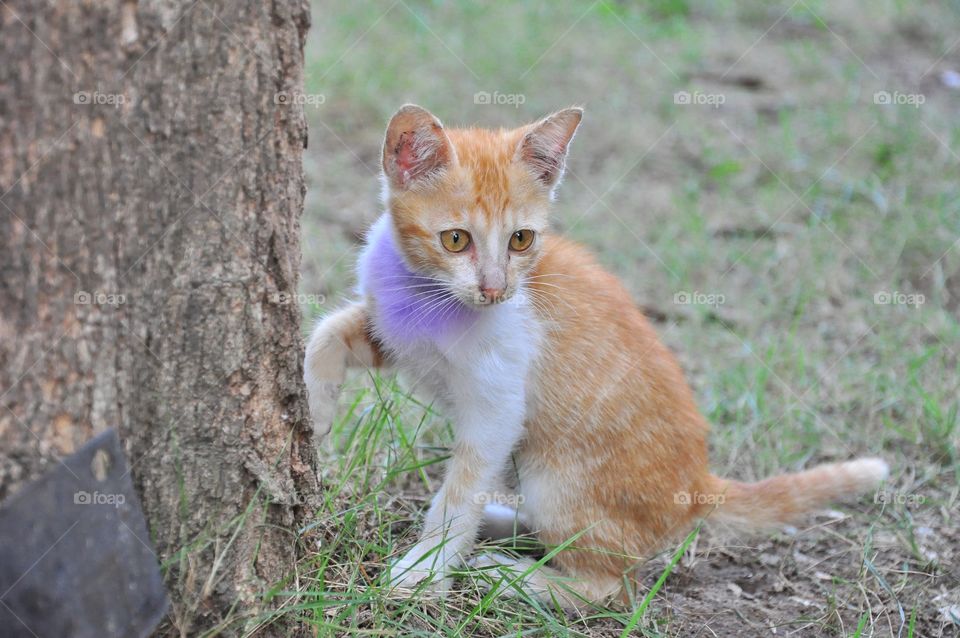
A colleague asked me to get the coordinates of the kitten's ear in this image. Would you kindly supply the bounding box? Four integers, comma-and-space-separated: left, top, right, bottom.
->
382, 104, 455, 191
516, 107, 583, 190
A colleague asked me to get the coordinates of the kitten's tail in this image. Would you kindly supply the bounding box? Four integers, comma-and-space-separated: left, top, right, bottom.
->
706, 458, 889, 530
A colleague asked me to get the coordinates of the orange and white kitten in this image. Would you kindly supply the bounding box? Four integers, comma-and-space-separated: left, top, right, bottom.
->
303, 105, 889, 607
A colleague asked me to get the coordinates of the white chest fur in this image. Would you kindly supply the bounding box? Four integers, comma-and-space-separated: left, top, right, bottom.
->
371, 294, 543, 425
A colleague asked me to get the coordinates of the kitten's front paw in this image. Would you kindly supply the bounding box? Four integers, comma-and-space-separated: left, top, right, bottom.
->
389, 551, 451, 597
305, 380, 342, 439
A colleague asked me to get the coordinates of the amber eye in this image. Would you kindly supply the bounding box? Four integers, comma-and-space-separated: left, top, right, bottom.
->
440, 229, 471, 253
509, 229, 535, 252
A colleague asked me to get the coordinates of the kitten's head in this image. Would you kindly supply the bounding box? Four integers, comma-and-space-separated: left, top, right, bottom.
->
379, 104, 582, 308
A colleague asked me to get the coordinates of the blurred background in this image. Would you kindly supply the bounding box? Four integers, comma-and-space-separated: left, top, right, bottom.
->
298, 1, 959, 632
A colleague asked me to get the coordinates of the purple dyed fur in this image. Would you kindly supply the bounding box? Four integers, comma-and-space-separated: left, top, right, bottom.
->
357, 215, 479, 345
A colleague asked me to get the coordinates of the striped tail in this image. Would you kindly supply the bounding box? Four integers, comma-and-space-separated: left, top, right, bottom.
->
708, 458, 889, 529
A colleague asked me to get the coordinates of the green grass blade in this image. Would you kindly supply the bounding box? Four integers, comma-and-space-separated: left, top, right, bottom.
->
620, 524, 701, 637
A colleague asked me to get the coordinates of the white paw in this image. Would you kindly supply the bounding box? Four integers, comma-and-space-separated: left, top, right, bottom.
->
306, 380, 342, 439
390, 550, 452, 597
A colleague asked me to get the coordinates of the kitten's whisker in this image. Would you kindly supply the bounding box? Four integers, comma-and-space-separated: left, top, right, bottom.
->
406, 290, 459, 329
426, 296, 461, 328
517, 284, 555, 318
377, 282, 453, 295
526, 295, 560, 323
524, 287, 578, 322
438, 295, 474, 331
525, 280, 566, 292
523, 272, 576, 282
524, 283, 577, 310
405, 291, 456, 315
375, 273, 447, 285
418, 296, 463, 331
404, 290, 452, 320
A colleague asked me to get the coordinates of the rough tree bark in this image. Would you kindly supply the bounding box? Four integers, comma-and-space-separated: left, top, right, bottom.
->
0, 1, 316, 635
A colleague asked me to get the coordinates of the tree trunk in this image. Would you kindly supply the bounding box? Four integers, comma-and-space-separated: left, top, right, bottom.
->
0, 1, 316, 635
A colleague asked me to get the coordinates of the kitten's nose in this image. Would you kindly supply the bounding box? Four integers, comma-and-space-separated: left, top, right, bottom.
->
480, 286, 504, 303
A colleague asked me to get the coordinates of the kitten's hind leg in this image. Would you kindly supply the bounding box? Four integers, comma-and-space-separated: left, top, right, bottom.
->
478, 501, 531, 541
466, 552, 621, 610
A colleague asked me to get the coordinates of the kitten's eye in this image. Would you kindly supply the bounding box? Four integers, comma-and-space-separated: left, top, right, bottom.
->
510, 229, 535, 252
440, 229, 471, 253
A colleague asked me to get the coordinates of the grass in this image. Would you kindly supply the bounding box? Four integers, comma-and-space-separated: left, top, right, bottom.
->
290, 0, 960, 635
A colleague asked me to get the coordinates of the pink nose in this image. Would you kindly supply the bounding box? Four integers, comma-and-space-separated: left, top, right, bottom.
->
480, 287, 504, 302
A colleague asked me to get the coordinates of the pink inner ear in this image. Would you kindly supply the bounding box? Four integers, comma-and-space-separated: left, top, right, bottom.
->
396, 132, 418, 177
390, 126, 450, 187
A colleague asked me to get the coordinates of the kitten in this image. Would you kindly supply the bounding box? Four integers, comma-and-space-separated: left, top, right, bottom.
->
303, 104, 889, 607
